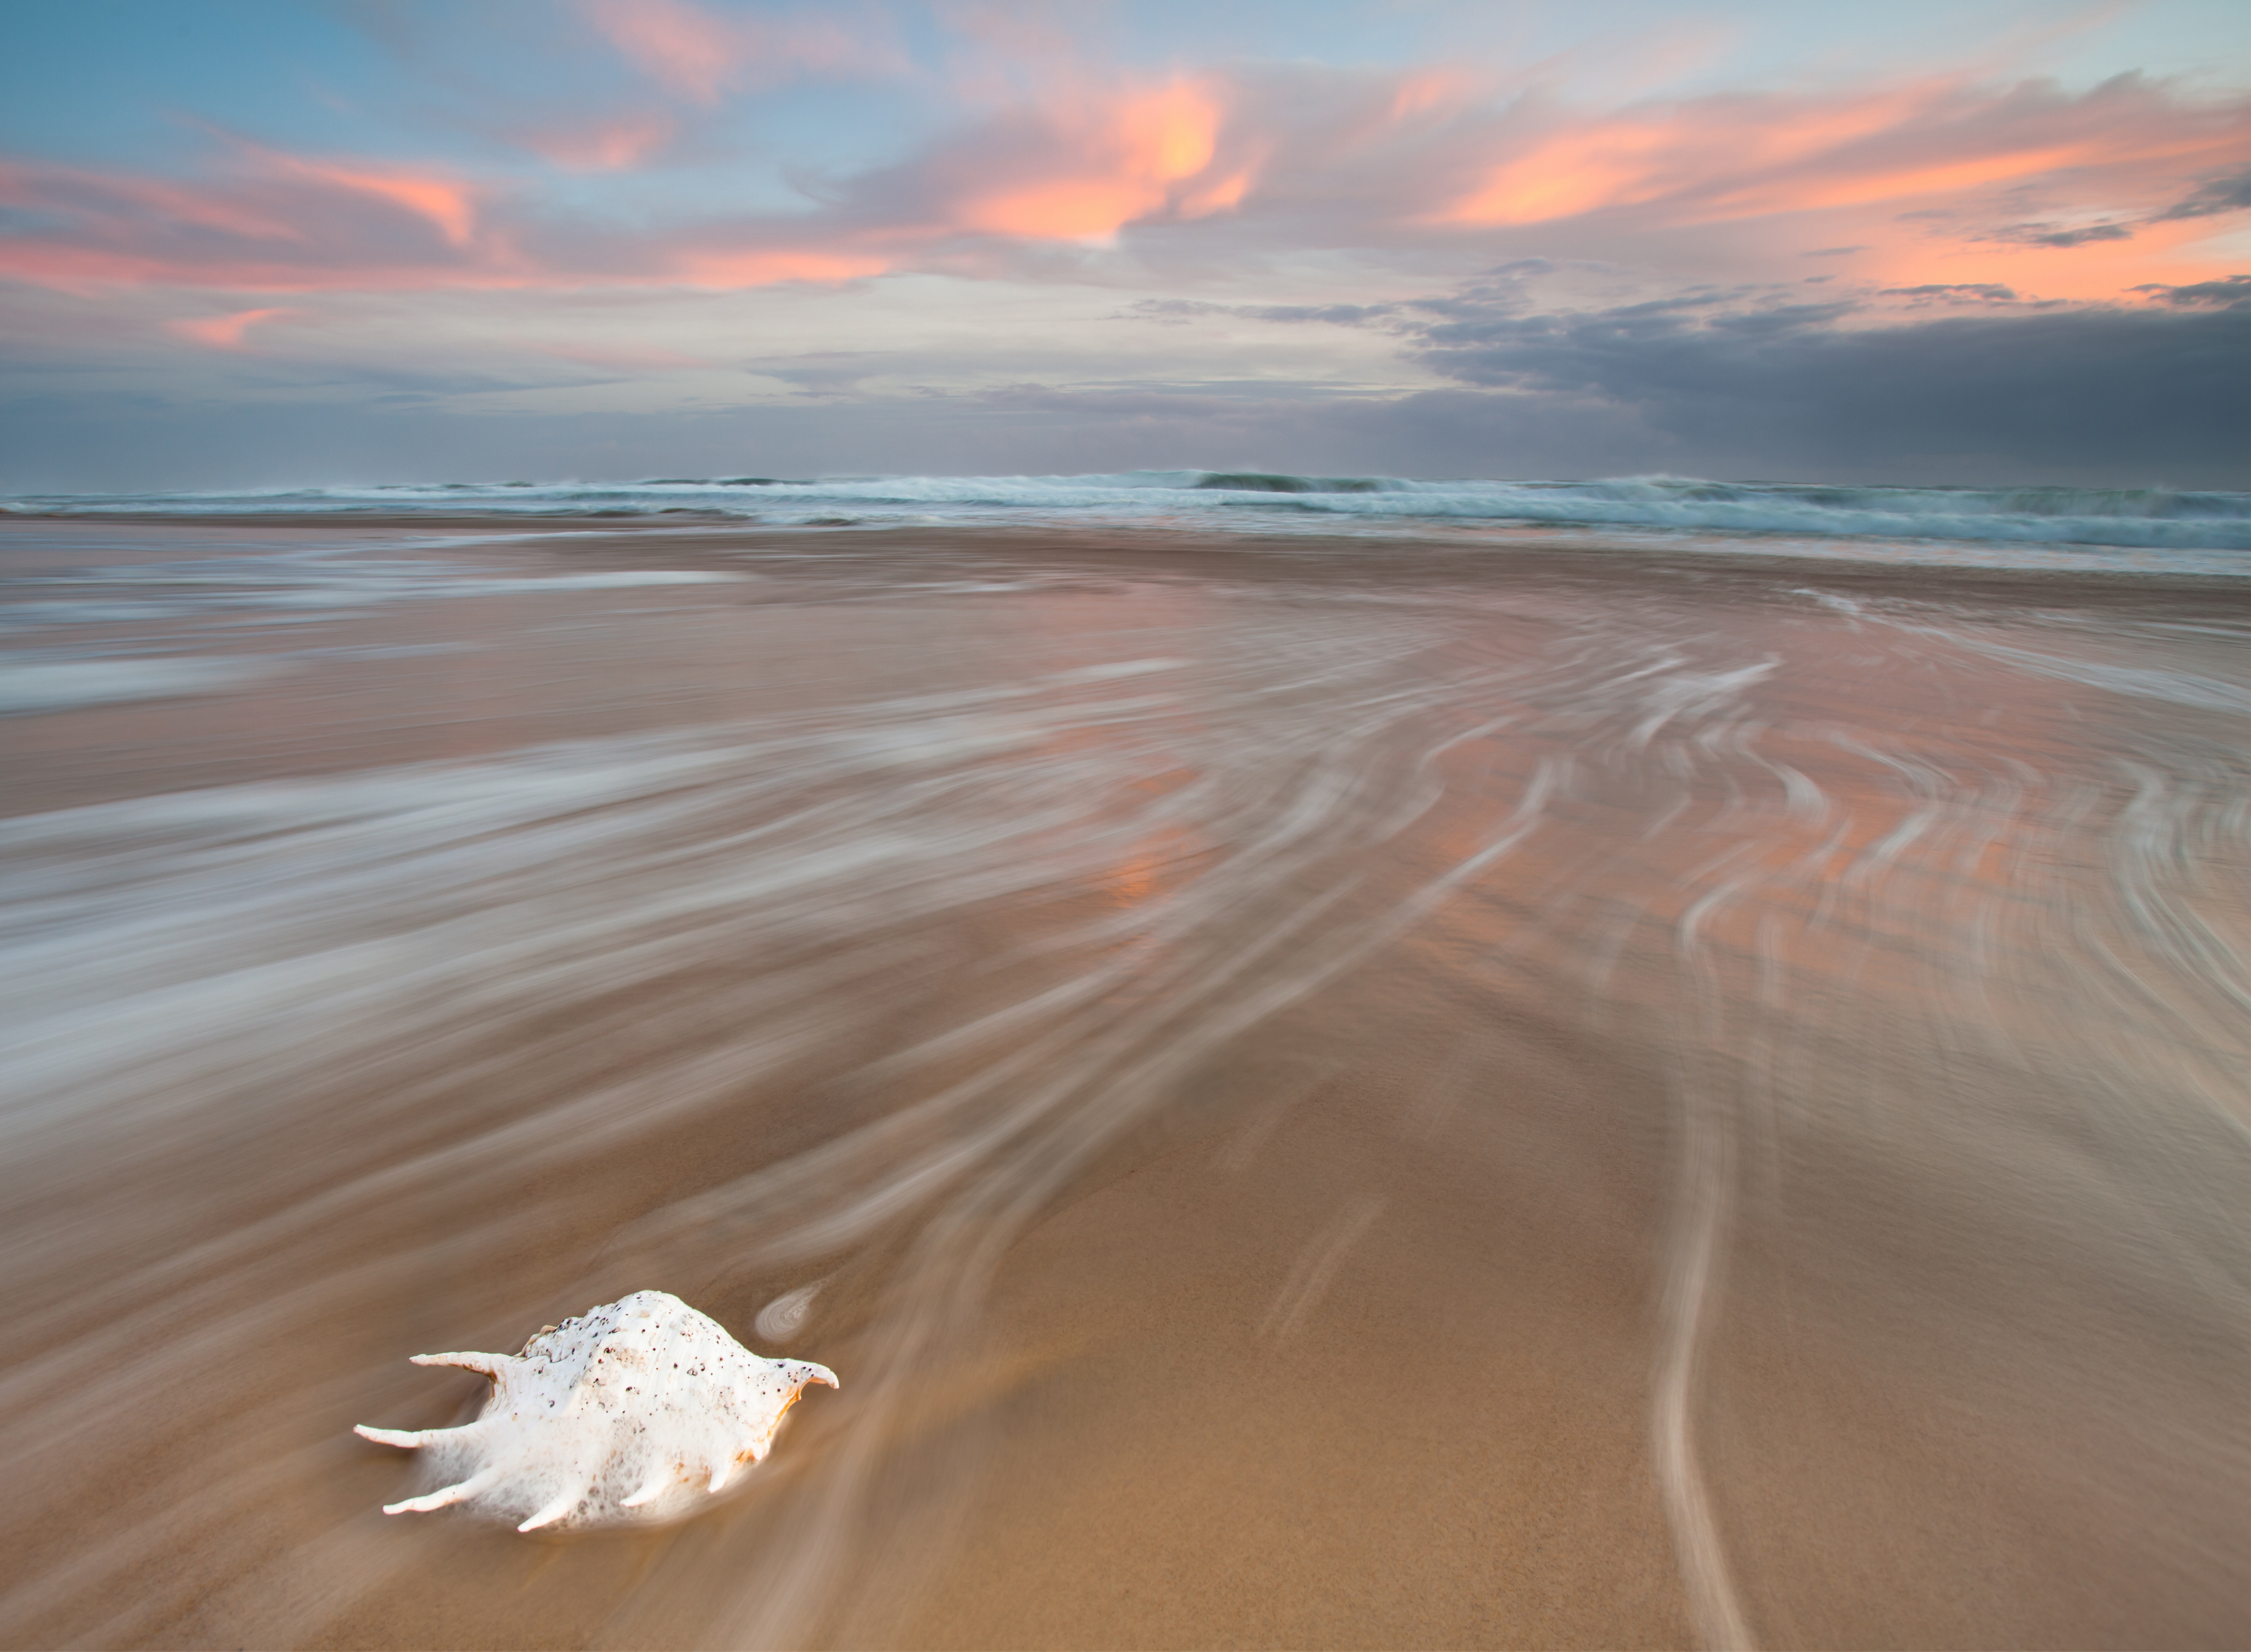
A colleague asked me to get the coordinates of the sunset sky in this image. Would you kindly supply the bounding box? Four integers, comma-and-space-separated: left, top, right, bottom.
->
3, 0, 2245, 489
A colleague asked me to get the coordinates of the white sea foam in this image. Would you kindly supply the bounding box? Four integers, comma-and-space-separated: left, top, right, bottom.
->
12, 471, 2247, 568
0, 654, 285, 714
0, 543, 751, 634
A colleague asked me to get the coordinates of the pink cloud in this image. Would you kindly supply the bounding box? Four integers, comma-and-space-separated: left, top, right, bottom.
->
585, 0, 739, 103
0, 160, 301, 245
167, 306, 292, 349
672, 247, 895, 286
1859, 212, 2235, 302
581, 0, 880, 104
261, 153, 476, 246
0, 147, 495, 294
1426, 73, 2247, 241
954, 80, 1233, 241
1388, 70, 1477, 124
0, 144, 905, 294
0, 64, 2240, 305
521, 115, 677, 173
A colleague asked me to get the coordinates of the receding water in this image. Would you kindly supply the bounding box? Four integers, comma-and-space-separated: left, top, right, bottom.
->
1, 520, 2245, 1648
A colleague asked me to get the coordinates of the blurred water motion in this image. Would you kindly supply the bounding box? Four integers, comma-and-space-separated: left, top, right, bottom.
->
0, 521, 2245, 1648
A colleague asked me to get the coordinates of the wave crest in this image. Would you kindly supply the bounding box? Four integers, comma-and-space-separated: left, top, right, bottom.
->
10, 469, 2247, 565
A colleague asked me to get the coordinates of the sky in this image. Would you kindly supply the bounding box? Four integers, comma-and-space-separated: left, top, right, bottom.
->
1, 0, 2246, 490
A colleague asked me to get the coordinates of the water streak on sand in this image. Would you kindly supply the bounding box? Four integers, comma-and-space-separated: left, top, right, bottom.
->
0, 520, 2245, 1647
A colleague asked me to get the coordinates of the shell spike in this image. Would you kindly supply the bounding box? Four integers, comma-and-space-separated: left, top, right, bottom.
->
354, 1423, 452, 1448
708, 1458, 736, 1494
517, 1487, 583, 1533
383, 1466, 502, 1515
410, 1351, 512, 1378
620, 1467, 675, 1509
783, 1360, 838, 1391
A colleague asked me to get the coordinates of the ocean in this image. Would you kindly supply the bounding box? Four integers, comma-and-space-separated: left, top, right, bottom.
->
10, 468, 2250, 567
1, 478, 2245, 1648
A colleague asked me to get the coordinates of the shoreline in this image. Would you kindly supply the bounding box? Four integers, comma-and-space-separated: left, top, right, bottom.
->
9, 511, 2248, 607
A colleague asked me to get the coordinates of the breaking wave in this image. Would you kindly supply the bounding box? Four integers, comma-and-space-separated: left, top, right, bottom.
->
8, 470, 2248, 569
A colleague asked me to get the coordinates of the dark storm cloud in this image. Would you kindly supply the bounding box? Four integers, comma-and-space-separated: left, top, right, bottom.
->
1395, 289, 2251, 483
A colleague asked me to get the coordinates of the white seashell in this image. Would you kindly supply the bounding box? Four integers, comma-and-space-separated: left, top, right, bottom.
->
354, 1289, 837, 1533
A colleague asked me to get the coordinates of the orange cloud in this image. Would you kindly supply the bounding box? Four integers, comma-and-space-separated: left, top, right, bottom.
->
168, 307, 292, 348
674, 248, 895, 287
0, 146, 905, 294
1705, 144, 2098, 218
1435, 76, 2248, 238
0, 60, 2237, 306
523, 116, 676, 173
0, 148, 499, 294
263, 153, 477, 246
1861, 214, 2239, 303
1390, 70, 1476, 123
1179, 168, 1254, 218
0, 161, 300, 244
584, 0, 740, 103
1127, 82, 1222, 180
1448, 121, 1679, 225
958, 79, 1236, 241
581, 0, 875, 103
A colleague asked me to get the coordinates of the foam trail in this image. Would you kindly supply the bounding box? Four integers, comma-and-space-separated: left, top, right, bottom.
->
1, 520, 2245, 1649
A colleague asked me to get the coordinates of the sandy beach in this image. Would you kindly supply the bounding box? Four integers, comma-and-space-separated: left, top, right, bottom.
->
1, 517, 2245, 1649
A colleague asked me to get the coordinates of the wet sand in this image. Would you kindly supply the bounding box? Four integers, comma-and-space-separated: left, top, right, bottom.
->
0, 519, 2245, 1648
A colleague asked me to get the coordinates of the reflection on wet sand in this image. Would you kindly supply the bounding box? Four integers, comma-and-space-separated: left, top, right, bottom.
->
0, 522, 2245, 1648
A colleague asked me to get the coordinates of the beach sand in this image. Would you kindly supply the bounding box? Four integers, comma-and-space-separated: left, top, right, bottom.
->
1, 519, 2245, 1648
